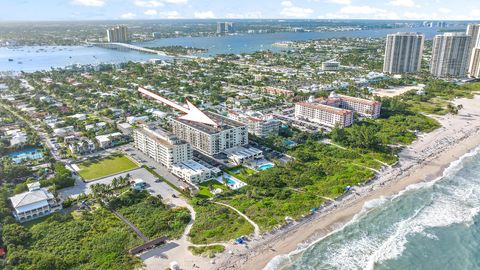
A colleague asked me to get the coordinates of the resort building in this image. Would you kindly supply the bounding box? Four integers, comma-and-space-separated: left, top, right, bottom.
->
333, 92, 381, 118
133, 127, 192, 168
228, 110, 280, 138
430, 33, 471, 78
322, 59, 341, 71
9, 182, 62, 223
171, 160, 214, 184
295, 100, 354, 128
294, 92, 381, 128
264, 86, 295, 97
106, 25, 129, 43
171, 111, 248, 157
469, 48, 480, 78
383, 32, 424, 74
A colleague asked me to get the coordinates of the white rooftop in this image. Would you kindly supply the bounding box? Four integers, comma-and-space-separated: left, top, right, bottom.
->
10, 187, 54, 213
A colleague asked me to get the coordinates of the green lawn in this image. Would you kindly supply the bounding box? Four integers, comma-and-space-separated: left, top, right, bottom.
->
78, 155, 138, 181
197, 180, 228, 199
224, 165, 256, 181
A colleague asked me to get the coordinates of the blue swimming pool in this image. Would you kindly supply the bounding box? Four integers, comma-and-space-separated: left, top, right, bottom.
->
8, 149, 44, 163
258, 163, 274, 171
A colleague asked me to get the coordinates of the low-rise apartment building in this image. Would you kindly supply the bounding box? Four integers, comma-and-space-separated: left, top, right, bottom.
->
171, 160, 214, 184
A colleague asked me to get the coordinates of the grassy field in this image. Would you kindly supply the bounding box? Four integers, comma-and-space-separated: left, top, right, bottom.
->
78, 155, 138, 181
197, 180, 228, 199
189, 199, 254, 244
224, 165, 256, 181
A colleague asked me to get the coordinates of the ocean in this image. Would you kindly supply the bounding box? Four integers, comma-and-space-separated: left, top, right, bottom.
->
267, 145, 480, 270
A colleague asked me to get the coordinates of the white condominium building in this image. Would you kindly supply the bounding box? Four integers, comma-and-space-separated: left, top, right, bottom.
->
383, 32, 424, 74
322, 60, 341, 71
228, 110, 280, 138
106, 25, 129, 43
469, 48, 480, 78
295, 101, 354, 128
467, 24, 480, 77
430, 33, 471, 78
133, 127, 192, 168
171, 111, 248, 156
170, 160, 214, 184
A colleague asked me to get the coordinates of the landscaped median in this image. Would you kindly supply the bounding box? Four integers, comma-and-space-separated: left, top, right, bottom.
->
77, 154, 139, 181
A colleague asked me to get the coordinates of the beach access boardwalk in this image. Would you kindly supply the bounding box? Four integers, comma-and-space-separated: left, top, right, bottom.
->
111, 208, 149, 242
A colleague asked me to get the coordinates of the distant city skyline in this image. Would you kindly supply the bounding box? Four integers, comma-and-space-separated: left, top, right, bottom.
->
1, 0, 480, 21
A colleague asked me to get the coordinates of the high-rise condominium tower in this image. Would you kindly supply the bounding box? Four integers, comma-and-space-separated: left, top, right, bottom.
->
430, 33, 471, 78
466, 24, 480, 77
106, 25, 129, 43
469, 48, 480, 78
383, 32, 424, 74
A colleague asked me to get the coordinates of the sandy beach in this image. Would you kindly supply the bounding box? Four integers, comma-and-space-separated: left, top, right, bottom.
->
209, 94, 480, 270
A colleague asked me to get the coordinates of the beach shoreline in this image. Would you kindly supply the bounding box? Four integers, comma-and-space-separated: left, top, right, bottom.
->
212, 95, 480, 270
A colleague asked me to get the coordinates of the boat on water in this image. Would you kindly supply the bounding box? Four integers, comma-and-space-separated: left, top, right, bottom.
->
8, 58, 13, 61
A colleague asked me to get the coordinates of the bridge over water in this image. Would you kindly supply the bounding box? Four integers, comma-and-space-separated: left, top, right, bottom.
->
86, 42, 199, 59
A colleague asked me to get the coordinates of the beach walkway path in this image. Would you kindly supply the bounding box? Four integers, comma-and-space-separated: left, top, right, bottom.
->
214, 202, 261, 237
111, 208, 149, 242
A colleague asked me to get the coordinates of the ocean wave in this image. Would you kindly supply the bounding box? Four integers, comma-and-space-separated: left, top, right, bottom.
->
266, 144, 480, 270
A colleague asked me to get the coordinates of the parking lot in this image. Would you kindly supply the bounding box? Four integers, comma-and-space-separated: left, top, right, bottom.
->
59, 167, 179, 200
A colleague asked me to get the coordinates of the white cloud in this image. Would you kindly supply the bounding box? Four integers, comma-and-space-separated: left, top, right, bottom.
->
280, 1, 314, 18
323, 5, 398, 19
120, 12, 137, 19
144, 9, 158, 15
438, 7, 451, 13
163, 0, 187, 3
159, 11, 182, 18
134, 0, 186, 7
388, 0, 416, 7
71, 0, 105, 7
339, 5, 383, 14
225, 11, 263, 19
194, 11, 215, 19
134, 1, 163, 7
325, 0, 351, 5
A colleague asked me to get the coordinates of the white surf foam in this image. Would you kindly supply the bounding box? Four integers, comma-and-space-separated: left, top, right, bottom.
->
264, 145, 480, 270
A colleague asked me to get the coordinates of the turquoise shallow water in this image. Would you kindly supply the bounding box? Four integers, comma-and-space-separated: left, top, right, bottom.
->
267, 145, 480, 270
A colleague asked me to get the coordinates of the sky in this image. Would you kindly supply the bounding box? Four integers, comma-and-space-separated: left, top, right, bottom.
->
0, 0, 479, 21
